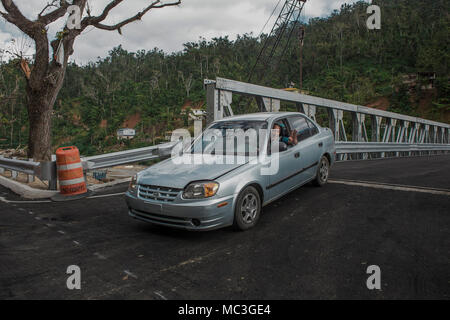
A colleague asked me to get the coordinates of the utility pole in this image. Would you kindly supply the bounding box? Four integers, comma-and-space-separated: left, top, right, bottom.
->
299, 26, 305, 92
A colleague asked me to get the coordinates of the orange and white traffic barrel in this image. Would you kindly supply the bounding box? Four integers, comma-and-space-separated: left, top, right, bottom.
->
55, 146, 87, 196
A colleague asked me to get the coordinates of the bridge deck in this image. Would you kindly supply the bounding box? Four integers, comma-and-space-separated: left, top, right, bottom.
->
0, 155, 449, 299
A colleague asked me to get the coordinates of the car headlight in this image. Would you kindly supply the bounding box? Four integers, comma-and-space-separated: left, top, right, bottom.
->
129, 174, 137, 192
183, 181, 219, 199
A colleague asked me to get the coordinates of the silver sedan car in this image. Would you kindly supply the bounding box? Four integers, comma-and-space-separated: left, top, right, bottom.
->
125, 112, 336, 231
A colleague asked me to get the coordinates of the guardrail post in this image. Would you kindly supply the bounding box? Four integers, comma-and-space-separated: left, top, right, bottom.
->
38, 159, 58, 191
11, 157, 18, 180
28, 158, 35, 183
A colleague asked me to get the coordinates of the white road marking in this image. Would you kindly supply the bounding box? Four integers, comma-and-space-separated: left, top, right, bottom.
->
154, 291, 168, 300
87, 192, 125, 199
329, 179, 450, 196
73, 241, 80, 246
57, 230, 66, 235
94, 252, 107, 260
124, 270, 138, 279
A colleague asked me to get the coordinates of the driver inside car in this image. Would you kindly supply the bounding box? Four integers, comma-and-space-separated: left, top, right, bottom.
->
272, 122, 298, 146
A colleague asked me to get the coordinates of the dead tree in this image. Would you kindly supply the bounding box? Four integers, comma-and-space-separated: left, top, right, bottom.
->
0, 0, 181, 160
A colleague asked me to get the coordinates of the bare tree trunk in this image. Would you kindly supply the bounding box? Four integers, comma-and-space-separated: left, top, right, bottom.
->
27, 97, 53, 161
25, 36, 68, 161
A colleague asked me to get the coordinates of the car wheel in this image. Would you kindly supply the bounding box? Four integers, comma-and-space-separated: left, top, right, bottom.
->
313, 156, 330, 187
233, 186, 261, 231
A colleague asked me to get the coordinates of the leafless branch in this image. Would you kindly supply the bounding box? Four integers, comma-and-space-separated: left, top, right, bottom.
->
0, 0, 35, 37
38, 0, 71, 25
37, 0, 59, 18
83, 0, 181, 34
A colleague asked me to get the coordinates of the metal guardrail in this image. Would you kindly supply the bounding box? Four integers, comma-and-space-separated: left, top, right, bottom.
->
81, 142, 176, 170
0, 156, 57, 188
335, 142, 450, 154
0, 156, 39, 176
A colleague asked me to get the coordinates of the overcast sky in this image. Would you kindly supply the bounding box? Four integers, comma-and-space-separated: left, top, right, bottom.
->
0, 0, 364, 64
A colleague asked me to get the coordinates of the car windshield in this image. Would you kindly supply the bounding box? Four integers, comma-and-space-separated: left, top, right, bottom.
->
190, 120, 268, 156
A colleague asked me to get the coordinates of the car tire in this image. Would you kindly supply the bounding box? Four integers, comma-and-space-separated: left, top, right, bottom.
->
313, 156, 330, 187
233, 186, 261, 231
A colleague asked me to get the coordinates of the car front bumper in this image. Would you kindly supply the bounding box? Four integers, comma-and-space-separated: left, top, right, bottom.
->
125, 192, 235, 231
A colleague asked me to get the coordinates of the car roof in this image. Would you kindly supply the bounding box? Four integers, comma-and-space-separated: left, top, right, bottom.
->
214, 112, 303, 122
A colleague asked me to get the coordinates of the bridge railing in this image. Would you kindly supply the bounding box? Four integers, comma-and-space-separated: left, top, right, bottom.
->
205, 78, 450, 143
204, 77, 450, 160
335, 142, 450, 161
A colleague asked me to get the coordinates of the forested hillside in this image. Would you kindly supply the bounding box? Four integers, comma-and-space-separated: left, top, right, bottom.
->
1, 0, 449, 155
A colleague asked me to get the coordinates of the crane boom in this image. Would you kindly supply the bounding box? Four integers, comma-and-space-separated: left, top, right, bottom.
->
247, 0, 307, 85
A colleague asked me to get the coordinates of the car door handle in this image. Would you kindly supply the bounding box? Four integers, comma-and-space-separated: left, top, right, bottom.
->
318, 142, 323, 147
294, 152, 300, 158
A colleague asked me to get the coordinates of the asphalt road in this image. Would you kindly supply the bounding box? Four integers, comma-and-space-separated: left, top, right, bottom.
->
0, 155, 449, 300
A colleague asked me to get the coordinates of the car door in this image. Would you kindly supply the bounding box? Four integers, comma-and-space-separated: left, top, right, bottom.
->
287, 115, 319, 184
266, 118, 303, 201
305, 118, 323, 175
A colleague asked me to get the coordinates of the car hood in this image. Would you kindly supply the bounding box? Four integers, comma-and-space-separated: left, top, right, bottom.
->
138, 155, 248, 189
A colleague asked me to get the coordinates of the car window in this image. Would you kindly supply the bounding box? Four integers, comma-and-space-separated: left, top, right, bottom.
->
288, 116, 312, 142
267, 118, 291, 154
307, 119, 319, 136
191, 120, 268, 156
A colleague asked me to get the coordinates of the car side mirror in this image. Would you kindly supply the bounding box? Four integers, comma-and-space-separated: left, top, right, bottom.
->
278, 142, 288, 153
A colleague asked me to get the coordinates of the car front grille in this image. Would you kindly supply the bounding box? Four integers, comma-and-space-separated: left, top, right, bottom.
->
138, 184, 182, 202
130, 209, 190, 227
